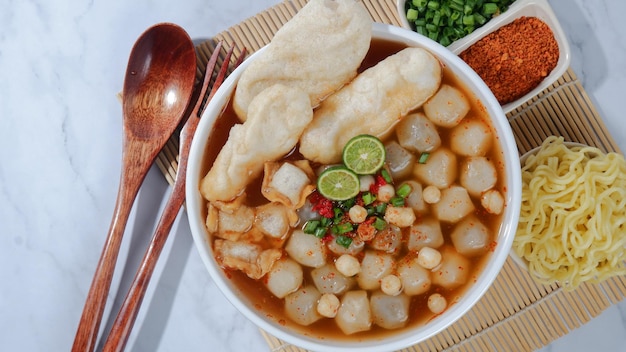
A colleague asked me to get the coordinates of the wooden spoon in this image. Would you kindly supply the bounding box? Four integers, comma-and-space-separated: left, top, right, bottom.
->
72, 23, 196, 352
102, 43, 245, 352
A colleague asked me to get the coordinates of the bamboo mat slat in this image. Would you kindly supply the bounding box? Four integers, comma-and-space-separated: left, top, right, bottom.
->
154, 1, 626, 351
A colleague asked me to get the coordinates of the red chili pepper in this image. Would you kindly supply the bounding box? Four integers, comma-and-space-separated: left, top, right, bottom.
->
370, 174, 387, 194
310, 192, 334, 218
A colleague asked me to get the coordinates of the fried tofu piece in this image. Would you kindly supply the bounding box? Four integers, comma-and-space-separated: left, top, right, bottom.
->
262, 161, 315, 209
200, 84, 313, 203
214, 239, 282, 280
233, 0, 372, 120
299, 47, 442, 164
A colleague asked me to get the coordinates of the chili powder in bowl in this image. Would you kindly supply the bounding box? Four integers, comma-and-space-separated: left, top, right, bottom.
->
449, 0, 571, 113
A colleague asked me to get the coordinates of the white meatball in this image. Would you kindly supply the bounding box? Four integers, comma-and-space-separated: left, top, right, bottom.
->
433, 185, 475, 223
285, 285, 323, 326
265, 258, 303, 299
432, 246, 471, 289
481, 189, 504, 215
317, 293, 340, 318
450, 119, 492, 157
385, 141, 416, 180
370, 291, 410, 329
335, 291, 372, 335
397, 257, 431, 295
335, 254, 361, 277
450, 215, 491, 257
423, 84, 470, 128
377, 184, 395, 203
404, 181, 427, 214
427, 293, 447, 314
422, 185, 441, 204
359, 174, 375, 192
384, 206, 416, 228
311, 264, 355, 294
285, 230, 326, 268
413, 148, 457, 189
381, 275, 403, 296
254, 202, 291, 239
348, 204, 367, 223
408, 217, 444, 251
357, 250, 394, 290
460, 156, 497, 197
369, 224, 402, 254
396, 112, 442, 153
417, 247, 442, 270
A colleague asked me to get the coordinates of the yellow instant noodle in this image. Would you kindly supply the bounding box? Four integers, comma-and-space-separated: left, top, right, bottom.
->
514, 136, 626, 289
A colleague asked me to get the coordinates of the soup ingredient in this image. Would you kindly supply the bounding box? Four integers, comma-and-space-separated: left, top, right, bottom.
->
385, 141, 417, 180
427, 293, 447, 314
335, 290, 372, 334
413, 148, 457, 188
213, 240, 281, 280
397, 257, 431, 295
317, 293, 340, 318
514, 136, 626, 289
480, 189, 504, 215
422, 185, 441, 204
233, 0, 372, 120
396, 112, 441, 154
335, 254, 361, 277
285, 285, 323, 326
432, 246, 471, 289
299, 47, 443, 164
459, 156, 497, 197
342, 134, 386, 175
285, 230, 327, 268
433, 185, 475, 223
311, 264, 355, 294
458, 16, 559, 105
370, 292, 410, 329
450, 119, 492, 157
404, 0, 516, 46
416, 247, 442, 270
408, 218, 444, 251
450, 215, 492, 257
381, 274, 403, 296
265, 258, 303, 299
317, 166, 361, 201
200, 84, 313, 203
423, 84, 470, 128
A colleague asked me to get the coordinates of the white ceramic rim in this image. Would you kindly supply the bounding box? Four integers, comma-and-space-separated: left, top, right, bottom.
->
396, 0, 572, 113
186, 22, 522, 352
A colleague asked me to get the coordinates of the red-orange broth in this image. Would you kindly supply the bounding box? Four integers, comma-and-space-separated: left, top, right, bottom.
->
199, 38, 506, 340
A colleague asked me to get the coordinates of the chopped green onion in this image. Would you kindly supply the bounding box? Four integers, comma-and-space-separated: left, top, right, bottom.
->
314, 226, 327, 238
320, 216, 332, 227
373, 217, 387, 231
396, 183, 412, 198
482, 3, 499, 15
336, 235, 353, 248
407, 8, 419, 21
362, 192, 376, 205
418, 152, 430, 164
333, 207, 344, 221
427, 1, 440, 10
303, 220, 320, 234
333, 222, 354, 235
374, 202, 387, 215
381, 169, 393, 184
390, 196, 405, 207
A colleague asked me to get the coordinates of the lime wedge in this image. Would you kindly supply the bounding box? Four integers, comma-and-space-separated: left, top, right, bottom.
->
317, 166, 360, 201
342, 134, 386, 175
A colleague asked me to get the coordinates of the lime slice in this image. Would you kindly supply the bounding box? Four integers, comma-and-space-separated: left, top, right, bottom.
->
342, 134, 386, 175
317, 166, 360, 201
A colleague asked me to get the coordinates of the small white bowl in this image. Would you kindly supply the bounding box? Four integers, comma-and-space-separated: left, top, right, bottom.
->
397, 0, 571, 113
186, 23, 522, 352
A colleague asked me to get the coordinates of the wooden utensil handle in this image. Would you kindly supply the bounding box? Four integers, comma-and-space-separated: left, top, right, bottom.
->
102, 177, 186, 352
72, 139, 156, 352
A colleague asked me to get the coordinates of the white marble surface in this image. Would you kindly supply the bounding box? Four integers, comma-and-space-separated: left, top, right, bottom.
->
1, 0, 624, 351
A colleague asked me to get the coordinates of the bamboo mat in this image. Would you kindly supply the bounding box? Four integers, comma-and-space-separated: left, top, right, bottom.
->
155, 0, 626, 351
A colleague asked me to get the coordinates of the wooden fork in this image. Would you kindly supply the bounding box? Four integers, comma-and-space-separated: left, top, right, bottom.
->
100, 42, 246, 352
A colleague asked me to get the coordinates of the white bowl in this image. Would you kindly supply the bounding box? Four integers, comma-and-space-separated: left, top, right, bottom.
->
397, 0, 571, 113
186, 22, 522, 352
